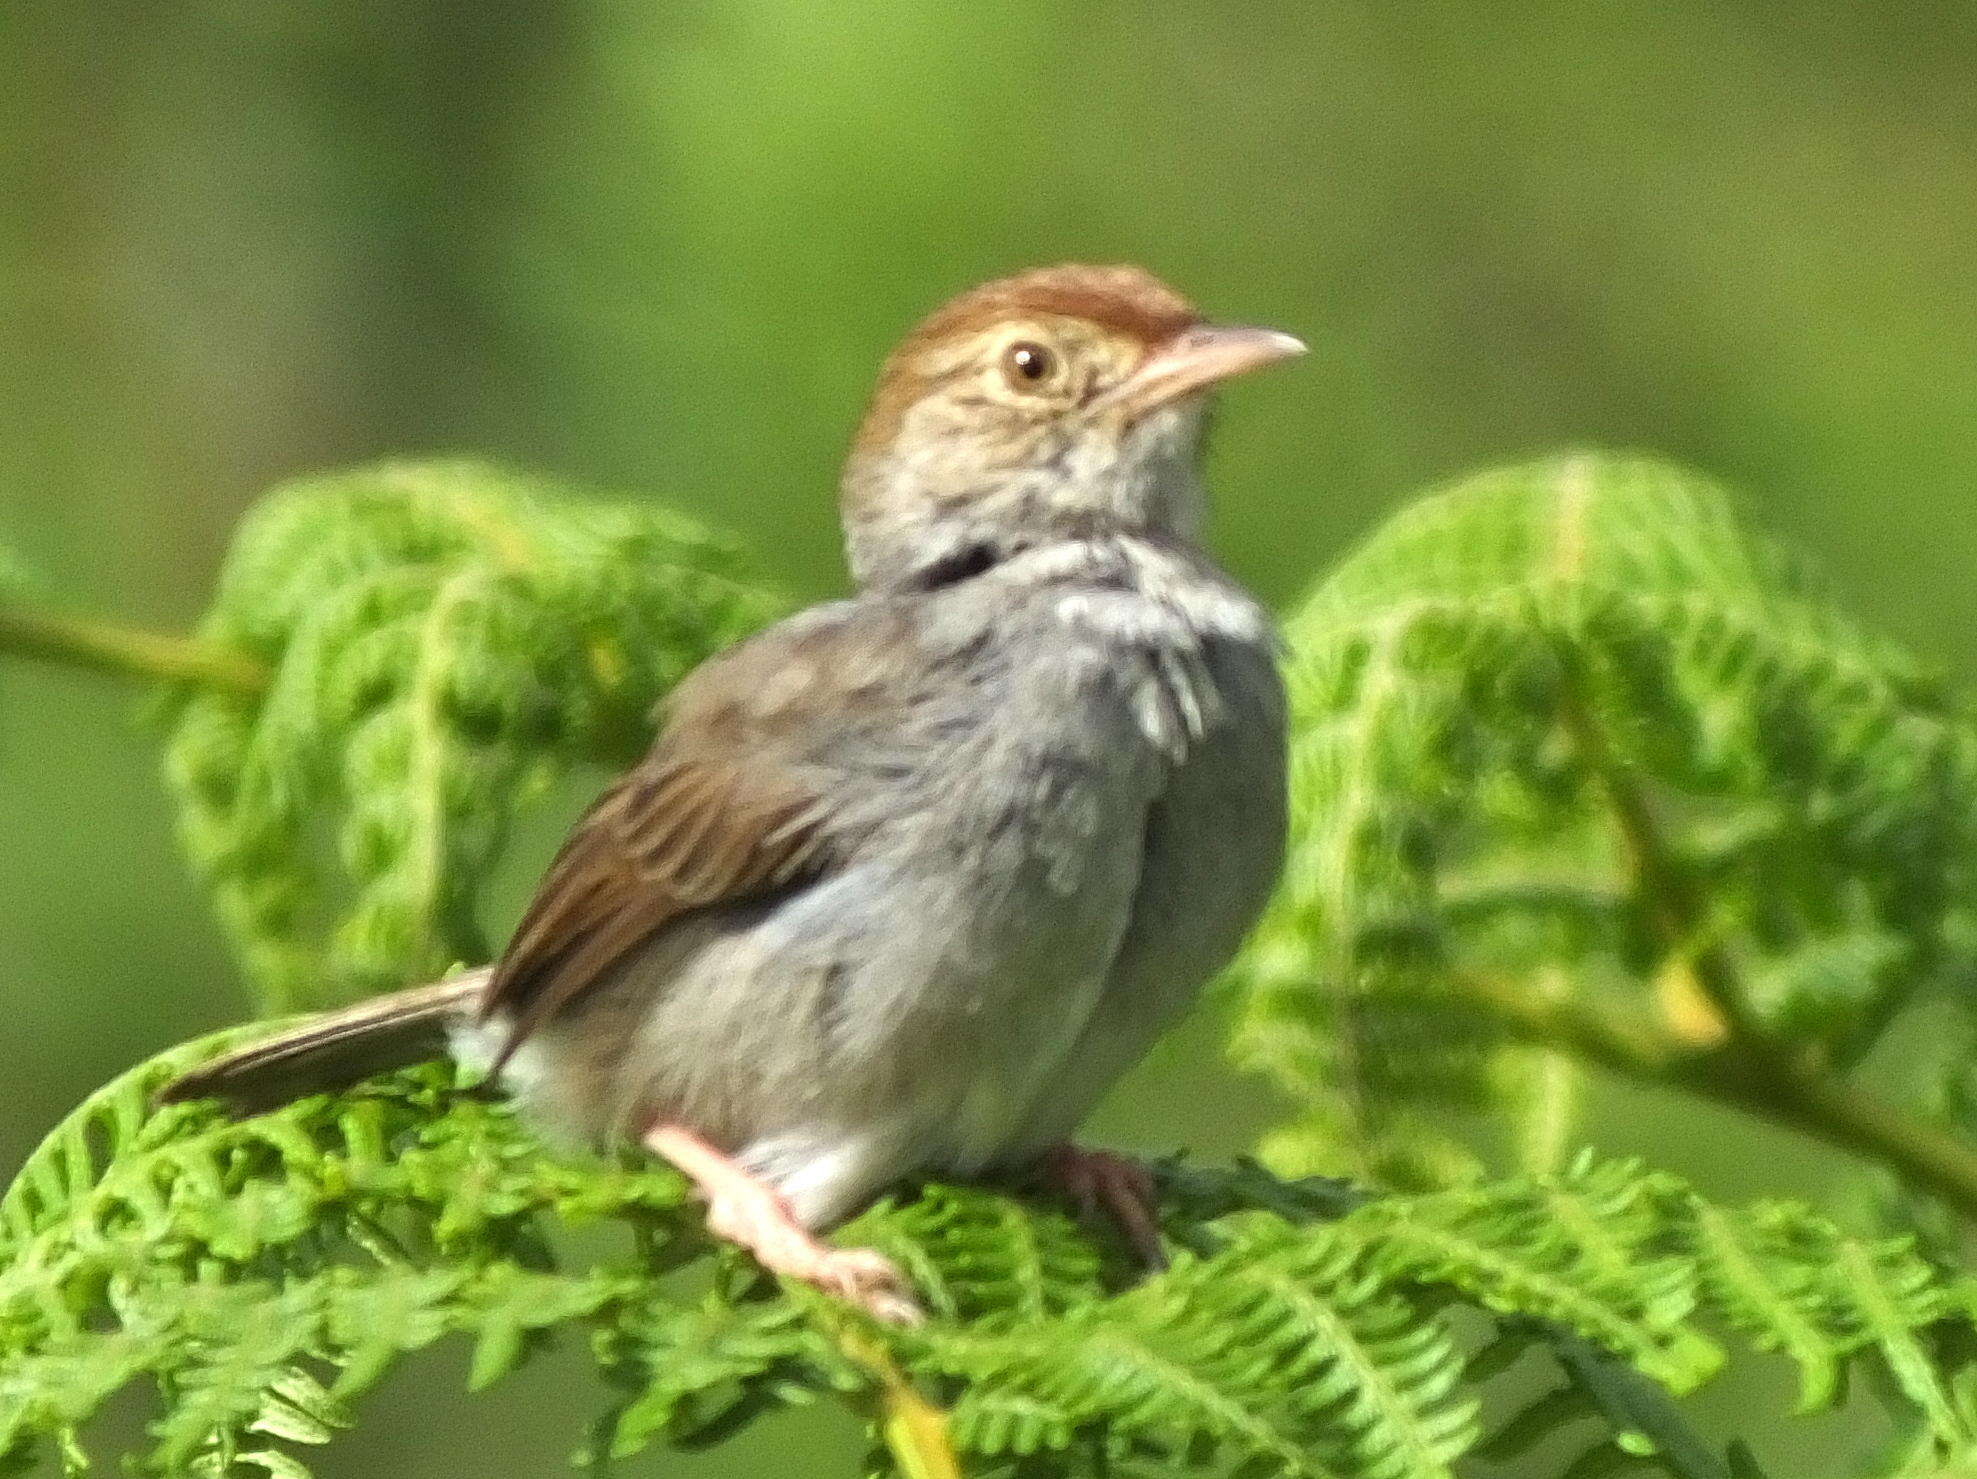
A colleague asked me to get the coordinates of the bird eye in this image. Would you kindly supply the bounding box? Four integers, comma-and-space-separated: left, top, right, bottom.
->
1001, 340, 1060, 391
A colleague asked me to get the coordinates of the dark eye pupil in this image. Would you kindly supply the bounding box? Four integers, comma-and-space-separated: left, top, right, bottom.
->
1009, 343, 1051, 380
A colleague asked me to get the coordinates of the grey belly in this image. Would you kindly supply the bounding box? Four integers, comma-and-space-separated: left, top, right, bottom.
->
484, 814, 1149, 1208
1003, 699, 1288, 1156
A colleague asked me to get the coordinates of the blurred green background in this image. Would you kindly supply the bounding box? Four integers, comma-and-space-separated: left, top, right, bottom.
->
5, 2, 1977, 1472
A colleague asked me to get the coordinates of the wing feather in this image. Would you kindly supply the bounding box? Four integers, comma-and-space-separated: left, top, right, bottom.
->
479, 618, 871, 1069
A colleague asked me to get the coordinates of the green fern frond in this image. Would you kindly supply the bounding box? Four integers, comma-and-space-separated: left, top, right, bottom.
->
1681, 1197, 1852, 1411
1235, 453, 1977, 1185
1635, 1167, 1976, 1448
1476, 1332, 1737, 1479
6, 1041, 1973, 1478
1339, 1157, 1719, 1393
162, 459, 778, 1010
845, 1186, 1107, 1323
928, 1213, 1479, 1479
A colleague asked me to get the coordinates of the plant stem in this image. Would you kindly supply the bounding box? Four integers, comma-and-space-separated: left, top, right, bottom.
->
1756, 1059, 1977, 1222
0, 605, 265, 696
1558, 679, 1758, 1044
827, 1321, 965, 1479
1529, 670, 1977, 1220
868, 1360, 965, 1479
1462, 973, 1977, 1219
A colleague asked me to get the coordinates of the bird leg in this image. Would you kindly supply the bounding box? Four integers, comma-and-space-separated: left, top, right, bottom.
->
643, 1124, 921, 1324
1039, 1144, 1166, 1268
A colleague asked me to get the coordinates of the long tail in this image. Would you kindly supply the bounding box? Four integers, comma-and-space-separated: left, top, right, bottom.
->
158, 969, 490, 1113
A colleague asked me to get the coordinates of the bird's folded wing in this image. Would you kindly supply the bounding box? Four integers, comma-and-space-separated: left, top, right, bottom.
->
480, 621, 858, 1068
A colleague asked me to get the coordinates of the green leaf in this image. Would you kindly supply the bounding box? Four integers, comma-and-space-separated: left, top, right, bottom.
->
1681, 1199, 1848, 1411
1547, 1333, 1732, 1479
1338, 1160, 1721, 1393
1234, 453, 1977, 1185
163, 459, 778, 1009
8, 1031, 1963, 1479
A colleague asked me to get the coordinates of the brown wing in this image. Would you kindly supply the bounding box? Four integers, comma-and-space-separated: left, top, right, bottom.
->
480, 628, 854, 1070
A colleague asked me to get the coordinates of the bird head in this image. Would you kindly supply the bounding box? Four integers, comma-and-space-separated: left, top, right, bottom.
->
840, 264, 1304, 588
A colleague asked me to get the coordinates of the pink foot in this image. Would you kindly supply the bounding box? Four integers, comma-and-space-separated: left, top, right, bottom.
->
1041, 1145, 1166, 1268
645, 1125, 921, 1324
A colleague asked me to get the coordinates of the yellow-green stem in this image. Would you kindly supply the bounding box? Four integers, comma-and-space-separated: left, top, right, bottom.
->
1460, 981, 1977, 1223
0, 605, 265, 696
828, 1321, 964, 1479
1529, 668, 1977, 1220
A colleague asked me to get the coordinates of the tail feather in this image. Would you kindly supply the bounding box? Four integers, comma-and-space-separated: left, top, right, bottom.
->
159, 969, 489, 1113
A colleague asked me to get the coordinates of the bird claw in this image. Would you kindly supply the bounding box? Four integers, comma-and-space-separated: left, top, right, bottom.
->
648, 1123, 924, 1324
774, 1239, 923, 1326
702, 1187, 924, 1323
1041, 1144, 1167, 1268
811, 1247, 925, 1326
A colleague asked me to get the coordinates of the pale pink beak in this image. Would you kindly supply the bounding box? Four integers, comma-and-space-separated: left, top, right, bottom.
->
1097, 324, 1307, 421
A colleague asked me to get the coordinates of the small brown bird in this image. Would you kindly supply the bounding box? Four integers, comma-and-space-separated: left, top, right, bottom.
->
166, 265, 1301, 1322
